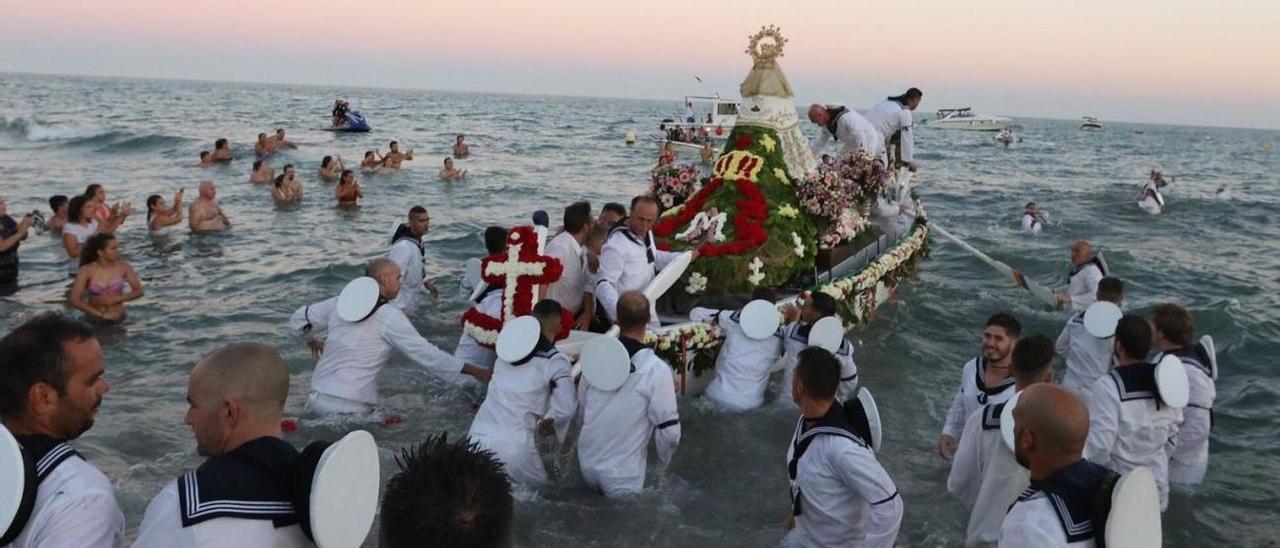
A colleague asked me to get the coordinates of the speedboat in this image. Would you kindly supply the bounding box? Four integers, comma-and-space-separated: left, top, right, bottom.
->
1080, 116, 1103, 131
324, 111, 371, 133
653, 94, 738, 156
927, 108, 1014, 131
994, 128, 1021, 145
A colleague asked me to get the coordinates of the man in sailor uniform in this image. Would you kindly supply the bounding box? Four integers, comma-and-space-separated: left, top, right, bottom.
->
593, 196, 690, 326
468, 300, 577, 487
454, 226, 510, 371
135, 343, 309, 546
387, 206, 439, 315
1084, 316, 1182, 510
690, 288, 783, 411
1019, 202, 1044, 234
1150, 304, 1216, 485
807, 104, 885, 158
780, 292, 859, 403
938, 313, 1021, 461
948, 335, 1055, 547
577, 292, 681, 497
287, 259, 490, 416
1001, 384, 1120, 547
784, 347, 902, 548
1057, 277, 1125, 401
0, 314, 123, 548
1056, 241, 1106, 313
864, 88, 922, 171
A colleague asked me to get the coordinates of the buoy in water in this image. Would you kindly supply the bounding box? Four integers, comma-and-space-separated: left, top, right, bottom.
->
624, 131, 637, 146
1264, 141, 1274, 152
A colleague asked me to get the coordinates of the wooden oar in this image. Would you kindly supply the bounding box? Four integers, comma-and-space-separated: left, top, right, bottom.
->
930, 223, 1060, 308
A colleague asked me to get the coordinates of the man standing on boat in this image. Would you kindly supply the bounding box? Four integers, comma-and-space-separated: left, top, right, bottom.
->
1055, 240, 1106, 313
865, 88, 922, 171
594, 196, 694, 326
807, 104, 884, 158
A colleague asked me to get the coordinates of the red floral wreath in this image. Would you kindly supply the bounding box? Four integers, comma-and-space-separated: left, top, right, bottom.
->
460, 225, 572, 348
653, 176, 770, 258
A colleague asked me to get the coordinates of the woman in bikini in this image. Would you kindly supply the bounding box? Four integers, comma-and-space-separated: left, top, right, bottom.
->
67, 233, 144, 323
335, 169, 363, 207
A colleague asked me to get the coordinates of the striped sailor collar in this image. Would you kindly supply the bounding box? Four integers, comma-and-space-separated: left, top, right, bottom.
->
1170, 345, 1212, 377
1016, 459, 1118, 543
178, 436, 301, 528
975, 357, 1016, 396
13, 434, 82, 483
1108, 362, 1158, 402
981, 401, 1008, 431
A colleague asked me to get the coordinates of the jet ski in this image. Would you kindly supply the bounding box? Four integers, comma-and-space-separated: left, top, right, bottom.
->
324, 111, 371, 133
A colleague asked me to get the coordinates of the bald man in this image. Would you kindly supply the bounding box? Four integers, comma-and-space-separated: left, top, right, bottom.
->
1000, 384, 1119, 547
289, 258, 490, 416
134, 343, 312, 546
807, 104, 884, 158
188, 181, 230, 232
1055, 241, 1106, 313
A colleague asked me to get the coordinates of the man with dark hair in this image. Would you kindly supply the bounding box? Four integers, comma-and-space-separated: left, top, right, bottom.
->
544, 201, 595, 329
780, 292, 859, 405
594, 195, 695, 326
938, 313, 1021, 460
690, 286, 783, 411
380, 433, 514, 548
388, 205, 438, 315
211, 138, 233, 162
47, 194, 69, 233
1001, 384, 1120, 546
865, 87, 923, 171
454, 226, 511, 374
0, 194, 35, 286
0, 313, 123, 546
1056, 240, 1106, 312
1150, 303, 1216, 485
577, 291, 681, 497
1085, 315, 1183, 510
1058, 276, 1125, 401
948, 335, 1055, 545
599, 202, 626, 229
785, 347, 901, 547
288, 259, 489, 416
384, 140, 413, 169
452, 134, 470, 158
134, 343, 317, 546
468, 300, 576, 487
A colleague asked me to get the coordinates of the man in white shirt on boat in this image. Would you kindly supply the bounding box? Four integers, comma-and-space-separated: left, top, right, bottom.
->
947, 334, 1055, 547
1085, 315, 1182, 510
1149, 303, 1216, 486
689, 288, 784, 411
134, 343, 326, 547
542, 201, 595, 330
1056, 240, 1106, 313
577, 292, 681, 497
807, 103, 885, 158
0, 314, 124, 548
864, 88, 922, 171
387, 206, 439, 316
1057, 277, 1124, 401
784, 347, 902, 548
780, 292, 859, 403
594, 195, 693, 326
287, 258, 490, 416
468, 300, 577, 487
937, 313, 1021, 461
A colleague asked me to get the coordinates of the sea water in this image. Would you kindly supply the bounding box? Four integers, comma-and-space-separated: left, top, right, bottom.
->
1, 72, 1278, 546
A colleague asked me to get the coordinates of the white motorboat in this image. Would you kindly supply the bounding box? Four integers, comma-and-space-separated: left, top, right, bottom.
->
994, 128, 1022, 145
654, 94, 738, 156
927, 108, 1014, 131
1080, 116, 1104, 130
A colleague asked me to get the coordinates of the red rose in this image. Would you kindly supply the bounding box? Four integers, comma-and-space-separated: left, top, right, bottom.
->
735, 134, 753, 150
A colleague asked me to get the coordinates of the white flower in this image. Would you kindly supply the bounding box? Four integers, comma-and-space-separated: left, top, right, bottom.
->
791, 232, 805, 258
685, 272, 708, 294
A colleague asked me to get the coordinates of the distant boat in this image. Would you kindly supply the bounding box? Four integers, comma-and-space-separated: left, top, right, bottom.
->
927, 108, 1014, 131
1080, 116, 1103, 131
994, 128, 1022, 145
654, 94, 737, 157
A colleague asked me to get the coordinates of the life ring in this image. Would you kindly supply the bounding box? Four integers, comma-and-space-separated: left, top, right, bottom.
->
715, 125, 724, 136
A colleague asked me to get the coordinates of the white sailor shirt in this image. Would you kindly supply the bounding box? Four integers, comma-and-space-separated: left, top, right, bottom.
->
942, 357, 1016, 440
691, 307, 783, 411
947, 401, 1031, 547
543, 231, 589, 315
594, 223, 682, 323
998, 459, 1117, 548
1056, 310, 1115, 402
1084, 364, 1182, 510
133, 437, 310, 548
1019, 213, 1041, 234
784, 407, 902, 548
387, 235, 427, 315
864, 100, 914, 163
1159, 345, 1216, 485
468, 338, 577, 486
287, 295, 464, 407
7, 435, 124, 548
576, 337, 681, 497
810, 107, 885, 158
1065, 260, 1105, 313
453, 284, 504, 371
781, 321, 859, 404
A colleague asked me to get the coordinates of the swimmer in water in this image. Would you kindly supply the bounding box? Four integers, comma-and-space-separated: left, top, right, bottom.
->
210, 138, 234, 162
198, 151, 213, 167
189, 181, 231, 232
452, 135, 470, 158
254, 132, 276, 158
319, 155, 344, 181
146, 189, 185, 232
249, 159, 274, 184
439, 157, 467, 181
360, 150, 382, 172
272, 128, 297, 150
383, 141, 414, 169
335, 170, 363, 207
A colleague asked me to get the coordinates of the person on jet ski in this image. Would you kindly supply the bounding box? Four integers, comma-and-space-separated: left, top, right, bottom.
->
332, 100, 351, 127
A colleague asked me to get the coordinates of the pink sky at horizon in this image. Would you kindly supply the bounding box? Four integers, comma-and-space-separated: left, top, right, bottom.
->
2, 0, 1277, 128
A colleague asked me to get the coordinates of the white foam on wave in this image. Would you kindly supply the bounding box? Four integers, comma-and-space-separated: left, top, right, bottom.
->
24, 122, 112, 141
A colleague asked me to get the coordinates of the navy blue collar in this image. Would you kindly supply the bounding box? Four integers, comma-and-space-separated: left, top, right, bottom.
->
1018, 459, 1119, 543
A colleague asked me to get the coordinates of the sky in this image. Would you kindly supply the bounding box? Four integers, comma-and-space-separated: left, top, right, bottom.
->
1, 0, 1278, 129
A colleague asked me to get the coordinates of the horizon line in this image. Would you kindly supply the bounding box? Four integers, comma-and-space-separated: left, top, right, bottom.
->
3, 68, 1278, 133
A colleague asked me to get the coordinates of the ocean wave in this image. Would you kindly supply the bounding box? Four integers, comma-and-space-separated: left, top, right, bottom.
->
1, 118, 114, 142
96, 134, 194, 154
